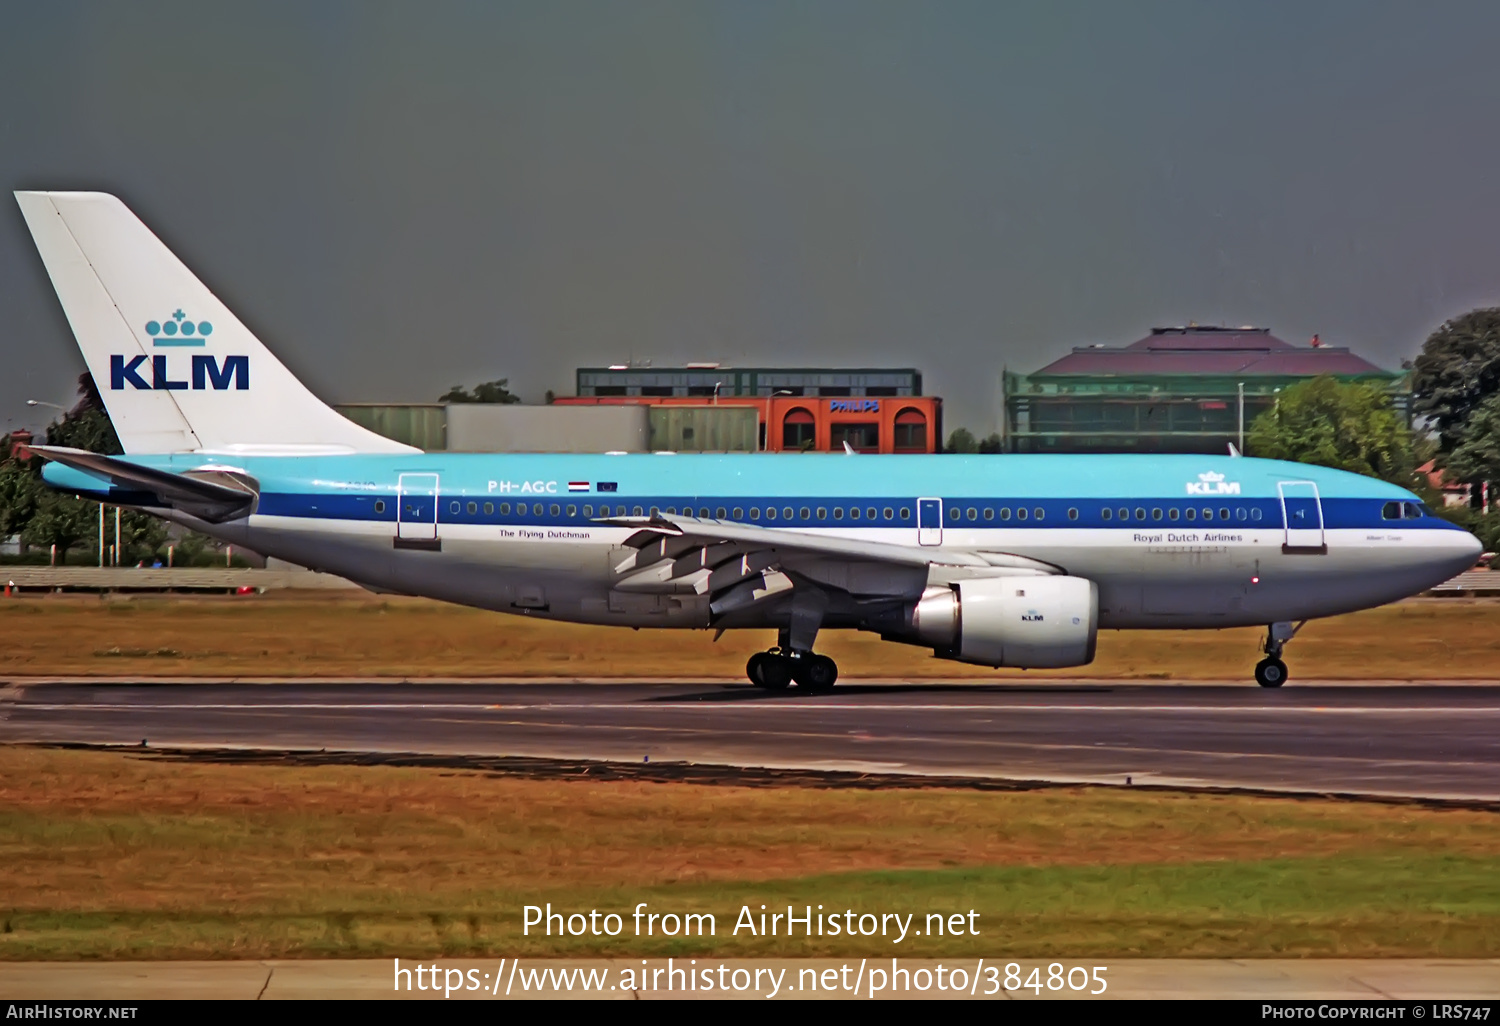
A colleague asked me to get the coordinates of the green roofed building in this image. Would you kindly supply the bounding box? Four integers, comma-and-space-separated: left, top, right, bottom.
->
1001, 325, 1408, 454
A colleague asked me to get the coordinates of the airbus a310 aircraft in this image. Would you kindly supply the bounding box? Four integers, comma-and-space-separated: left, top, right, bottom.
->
15, 192, 1482, 689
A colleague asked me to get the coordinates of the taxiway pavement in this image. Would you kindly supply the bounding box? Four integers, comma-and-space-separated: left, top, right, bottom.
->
3, 679, 1498, 801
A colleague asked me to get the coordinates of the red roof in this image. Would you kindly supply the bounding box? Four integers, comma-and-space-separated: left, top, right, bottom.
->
1034, 326, 1394, 377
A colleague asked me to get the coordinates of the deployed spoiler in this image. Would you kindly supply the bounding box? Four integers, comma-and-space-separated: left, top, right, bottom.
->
29, 445, 259, 523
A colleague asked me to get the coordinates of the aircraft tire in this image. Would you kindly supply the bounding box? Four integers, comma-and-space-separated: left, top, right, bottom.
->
1255, 657, 1288, 688
758, 654, 793, 691
794, 655, 838, 692
746, 653, 768, 687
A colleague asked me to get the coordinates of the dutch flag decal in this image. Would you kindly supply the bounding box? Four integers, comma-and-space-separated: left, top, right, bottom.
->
568, 481, 589, 492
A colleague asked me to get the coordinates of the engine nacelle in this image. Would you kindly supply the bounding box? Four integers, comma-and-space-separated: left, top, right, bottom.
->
911, 575, 1098, 668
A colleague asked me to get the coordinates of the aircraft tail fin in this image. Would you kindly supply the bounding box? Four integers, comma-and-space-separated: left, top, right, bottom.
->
15, 191, 417, 456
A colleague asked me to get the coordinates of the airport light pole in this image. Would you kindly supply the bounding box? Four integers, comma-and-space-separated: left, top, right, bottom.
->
1237, 382, 1245, 453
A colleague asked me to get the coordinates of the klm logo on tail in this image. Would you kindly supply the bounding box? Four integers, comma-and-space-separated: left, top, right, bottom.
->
111, 310, 248, 391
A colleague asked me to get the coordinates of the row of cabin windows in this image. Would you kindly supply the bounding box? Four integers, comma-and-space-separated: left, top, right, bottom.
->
948, 505, 1264, 523
371, 499, 1268, 524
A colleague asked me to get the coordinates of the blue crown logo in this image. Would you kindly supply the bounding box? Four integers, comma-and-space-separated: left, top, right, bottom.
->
146, 309, 213, 347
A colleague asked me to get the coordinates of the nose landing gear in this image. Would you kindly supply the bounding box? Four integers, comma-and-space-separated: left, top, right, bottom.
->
1254, 621, 1304, 688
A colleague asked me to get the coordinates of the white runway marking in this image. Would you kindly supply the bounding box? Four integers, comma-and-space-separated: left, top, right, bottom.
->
14, 701, 1500, 715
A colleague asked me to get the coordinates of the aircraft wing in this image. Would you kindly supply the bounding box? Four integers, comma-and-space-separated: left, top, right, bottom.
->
599, 512, 1055, 619
30, 445, 259, 523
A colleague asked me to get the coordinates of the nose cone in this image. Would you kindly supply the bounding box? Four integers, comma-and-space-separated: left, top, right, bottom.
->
1429, 527, 1485, 582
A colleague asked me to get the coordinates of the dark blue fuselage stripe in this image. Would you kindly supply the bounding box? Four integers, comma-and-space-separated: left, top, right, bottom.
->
162, 492, 1463, 532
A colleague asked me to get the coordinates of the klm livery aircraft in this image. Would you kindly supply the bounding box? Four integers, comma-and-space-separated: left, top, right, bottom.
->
15, 192, 1482, 689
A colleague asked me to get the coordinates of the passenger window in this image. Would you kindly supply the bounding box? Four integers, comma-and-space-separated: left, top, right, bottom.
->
1201, 508, 1212, 520
966, 507, 978, 521
700, 508, 711, 518
467, 501, 477, 514
983, 507, 994, 521
582, 505, 593, 517
800, 507, 810, 520
850, 508, 860, 520
567, 505, 577, 517
900, 507, 911, 520
866, 507, 877, 520
1167, 508, 1178, 521
449, 501, 460, 514
1219, 507, 1230, 520
1033, 507, 1044, 521
1251, 508, 1263, 521
1101, 507, 1112, 521
733, 507, 743, 519
1017, 508, 1029, 521
484, 502, 494, 515
1118, 507, 1128, 521
766, 508, 777, 520
816, 507, 827, 519
884, 507, 894, 520
1134, 508, 1146, 520
1068, 508, 1079, 520
949, 507, 958, 521
374, 500, 385, 515
501, 502, 512, 515
1185, 507, 1196, 521
783, 507, 795, 520
716, 507, 727, 519
632, 506, 644, 516
550, 503, 561, 516
516, 503, 527, 516
1000, 508, 1011, 520
833, 508, 843, 519
750, 508, 761, 520
1151, 508, 1163, 520
1235, 507, 1247, 520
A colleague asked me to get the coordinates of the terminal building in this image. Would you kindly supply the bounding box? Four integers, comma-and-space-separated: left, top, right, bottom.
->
559, 364, 941, 454
1001, 325, 1407, 454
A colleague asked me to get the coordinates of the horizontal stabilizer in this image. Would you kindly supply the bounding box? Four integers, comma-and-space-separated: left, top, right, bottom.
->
31, 445, 258, 523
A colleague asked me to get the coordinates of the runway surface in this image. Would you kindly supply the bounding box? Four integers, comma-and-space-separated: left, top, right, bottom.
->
3, 679, 1500, 801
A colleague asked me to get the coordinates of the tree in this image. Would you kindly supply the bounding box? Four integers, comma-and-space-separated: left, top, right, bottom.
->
1246, 375, 1416, 485
1411, 308, 1500, 458
944, 428, 978, 453
439, 379, 521, 404
977, 432, 1003, 454
21, 488, 97, 564
1444, 392, 1500, 498
0, 453, 41, 541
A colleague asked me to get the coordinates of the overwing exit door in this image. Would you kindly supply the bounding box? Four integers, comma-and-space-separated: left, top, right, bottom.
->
917, 497, 943, 546
1278, 480, 1326, 555
395, 473, 441, 551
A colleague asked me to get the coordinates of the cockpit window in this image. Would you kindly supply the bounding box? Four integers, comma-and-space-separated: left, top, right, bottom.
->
1403, 501, 1424, 519
1382, 501, 1402, 520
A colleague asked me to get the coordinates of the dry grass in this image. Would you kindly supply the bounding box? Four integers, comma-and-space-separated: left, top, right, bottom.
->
0, 592, 1496, 679
1, 747, 1498, 958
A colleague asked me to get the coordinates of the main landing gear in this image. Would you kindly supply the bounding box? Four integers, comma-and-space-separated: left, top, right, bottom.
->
1254, 621, 1304, 688
747, 629, 839, 692
747, 649, 838, 691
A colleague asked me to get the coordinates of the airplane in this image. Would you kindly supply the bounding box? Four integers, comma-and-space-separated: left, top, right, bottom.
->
14, 191, 1483, 689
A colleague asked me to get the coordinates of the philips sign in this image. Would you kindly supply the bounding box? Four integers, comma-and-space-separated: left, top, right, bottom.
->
829, 399, 880, 413
110, 311, 249, 390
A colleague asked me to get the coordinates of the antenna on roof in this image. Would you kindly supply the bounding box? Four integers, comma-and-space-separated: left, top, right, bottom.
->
1227, 443, 1242, 458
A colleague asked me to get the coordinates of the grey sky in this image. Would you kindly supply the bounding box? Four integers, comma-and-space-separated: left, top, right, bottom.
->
4, 0, 1500, 438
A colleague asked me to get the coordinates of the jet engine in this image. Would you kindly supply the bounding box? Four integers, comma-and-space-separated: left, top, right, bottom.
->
909, 575, 1098, 668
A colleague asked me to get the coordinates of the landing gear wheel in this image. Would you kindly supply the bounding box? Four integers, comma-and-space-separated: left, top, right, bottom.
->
756, 654, 792, 690
747, 653, 768, 687
792, 654, 838, 692
1255, 657, 1288, 688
